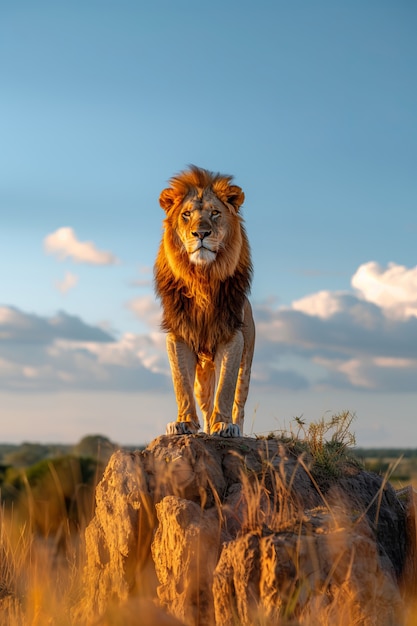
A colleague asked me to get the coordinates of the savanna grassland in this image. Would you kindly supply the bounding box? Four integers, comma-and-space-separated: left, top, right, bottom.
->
0, 420, 416, 625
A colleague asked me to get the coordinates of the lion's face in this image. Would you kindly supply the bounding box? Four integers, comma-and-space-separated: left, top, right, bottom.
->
158, 166, 247, 282
175, 190, 232, 266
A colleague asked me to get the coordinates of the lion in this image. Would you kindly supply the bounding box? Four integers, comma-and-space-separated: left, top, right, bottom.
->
154, 165, 255, 437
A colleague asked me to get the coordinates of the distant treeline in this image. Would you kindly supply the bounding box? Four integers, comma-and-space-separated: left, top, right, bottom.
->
0, 435, 145, 468
354, 448, 417, 460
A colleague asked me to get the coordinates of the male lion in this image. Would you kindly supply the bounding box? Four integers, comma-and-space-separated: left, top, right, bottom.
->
154, 165, 255, 437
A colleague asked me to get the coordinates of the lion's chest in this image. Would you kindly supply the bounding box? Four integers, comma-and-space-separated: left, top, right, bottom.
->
164, 288, 239, 356
180, 298, 231, 355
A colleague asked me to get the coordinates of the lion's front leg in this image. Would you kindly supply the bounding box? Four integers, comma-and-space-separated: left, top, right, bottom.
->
165, 333, 201, 435
209, 331, 244, 437
195, 359, 215, 434
232, 300, 255, 431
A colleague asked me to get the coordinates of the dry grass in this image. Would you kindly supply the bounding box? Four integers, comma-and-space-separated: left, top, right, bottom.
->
0, 498, 88, 625
0, 414, 416, 626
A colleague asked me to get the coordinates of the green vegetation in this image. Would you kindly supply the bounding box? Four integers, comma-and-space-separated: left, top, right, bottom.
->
291, 411, 359, 479
258, 411, 360, 485
0, 434, 114, 468
353, 449, 417, 487
0, 435, 146, 539
258, 412, 417, 489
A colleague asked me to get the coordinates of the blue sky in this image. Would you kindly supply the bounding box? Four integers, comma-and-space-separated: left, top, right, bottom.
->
1, 1, 416, 446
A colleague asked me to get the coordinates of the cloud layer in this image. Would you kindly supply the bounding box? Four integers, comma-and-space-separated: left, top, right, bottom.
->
255, 293, 417, 392
44, 227, 119, 265
0, 306, 167, 392
254, 261, 417, 392
55, 271, 79, 294
1, 261, 416, 394
352, 261, 417, 319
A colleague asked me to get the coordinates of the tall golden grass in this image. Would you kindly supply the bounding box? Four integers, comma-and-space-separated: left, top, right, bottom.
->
0, 505, 78, 625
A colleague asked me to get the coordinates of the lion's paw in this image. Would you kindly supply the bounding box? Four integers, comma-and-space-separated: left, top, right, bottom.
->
166, 421, 200, 435
211, 422, 241, 437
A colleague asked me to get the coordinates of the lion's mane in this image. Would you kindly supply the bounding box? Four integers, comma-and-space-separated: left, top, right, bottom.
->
154, 166, 253, 356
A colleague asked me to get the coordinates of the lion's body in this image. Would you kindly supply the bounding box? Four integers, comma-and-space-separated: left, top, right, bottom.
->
154, 166, 254, 437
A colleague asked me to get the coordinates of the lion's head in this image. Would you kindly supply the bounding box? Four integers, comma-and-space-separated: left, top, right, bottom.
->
158, 165, 249, 284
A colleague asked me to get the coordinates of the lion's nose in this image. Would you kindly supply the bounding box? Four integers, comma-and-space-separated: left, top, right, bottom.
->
192, 230, 212, 240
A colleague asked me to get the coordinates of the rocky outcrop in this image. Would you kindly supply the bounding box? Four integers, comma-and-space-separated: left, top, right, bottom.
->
76, 434, 416, 625
213, 509, 403, 626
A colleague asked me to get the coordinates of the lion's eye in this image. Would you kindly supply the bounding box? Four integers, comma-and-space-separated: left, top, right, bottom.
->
182, 211, 191, 219
211, 210, 220, 217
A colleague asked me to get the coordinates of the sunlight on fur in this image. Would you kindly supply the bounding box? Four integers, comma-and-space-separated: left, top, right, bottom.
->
154, 165, 255, 438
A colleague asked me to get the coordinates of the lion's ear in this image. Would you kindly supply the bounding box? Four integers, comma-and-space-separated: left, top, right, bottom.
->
225, 185, 245, 213
159, 188, 176, 212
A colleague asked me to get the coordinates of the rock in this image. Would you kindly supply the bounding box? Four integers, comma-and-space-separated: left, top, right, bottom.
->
396, 485, 417, 598
77, 434, 414, 625
76, 450, 156, 621
213, 508, 403, 626
152, 496, 222, 626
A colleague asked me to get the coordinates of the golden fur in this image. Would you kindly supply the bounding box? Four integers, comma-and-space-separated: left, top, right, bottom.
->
155, 165, 255, 437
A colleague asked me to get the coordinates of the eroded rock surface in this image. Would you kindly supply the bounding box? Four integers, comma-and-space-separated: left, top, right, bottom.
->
213, 509, 403, 626
77, 434, 415, 625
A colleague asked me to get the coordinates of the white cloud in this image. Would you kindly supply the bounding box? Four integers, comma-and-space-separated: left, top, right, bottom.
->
252, 260, 417, 393
0, 307, 114, 344
373, 357, 416, 368
254, 295, 417, 392
128, 294, 162, 329
55, 271, 79, 294
0, 307, 31, 335
322, 356, 417, 392
292, 262, 417, 323
334, 359, 374, 389
292, 290, 346, 319
44, 227, 119, 265
53, 332, 169, 377
352, 261, 417, 319
0, 306, 168, 392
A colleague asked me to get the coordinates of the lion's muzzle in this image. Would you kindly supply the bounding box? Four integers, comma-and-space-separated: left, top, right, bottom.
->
190, 244, 217, 265
191, 228, 212, 240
